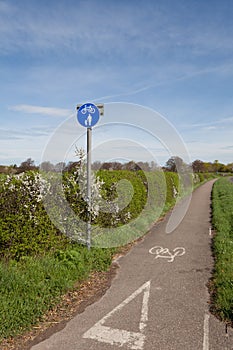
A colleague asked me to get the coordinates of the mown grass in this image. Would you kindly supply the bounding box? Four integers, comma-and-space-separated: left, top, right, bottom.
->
211, 177, 233, 322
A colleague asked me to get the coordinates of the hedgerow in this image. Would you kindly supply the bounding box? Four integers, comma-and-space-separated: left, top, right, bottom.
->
0, 172, 69, 260
95, 170, 148, 227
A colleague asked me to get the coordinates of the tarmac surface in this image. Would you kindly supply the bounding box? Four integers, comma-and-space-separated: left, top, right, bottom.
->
31, 180, 233, 350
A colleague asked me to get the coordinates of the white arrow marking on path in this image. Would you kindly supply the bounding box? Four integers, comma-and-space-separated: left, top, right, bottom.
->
83, 280, 151, 350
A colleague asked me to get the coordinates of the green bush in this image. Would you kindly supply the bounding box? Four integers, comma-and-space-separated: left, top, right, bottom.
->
96, 170, 148, 227
164, 172, 179, 206
0, 172, 69, 260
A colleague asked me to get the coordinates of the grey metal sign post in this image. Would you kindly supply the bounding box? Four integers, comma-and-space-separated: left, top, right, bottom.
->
77, 103, 104, 249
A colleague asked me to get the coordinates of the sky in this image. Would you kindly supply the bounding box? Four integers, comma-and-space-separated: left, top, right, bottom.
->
1, 0, 233, 166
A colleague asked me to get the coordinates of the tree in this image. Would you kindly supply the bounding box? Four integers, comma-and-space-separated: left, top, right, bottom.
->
123, 161, 140, 171
101, 162, 114, 170
150, 161, 159, 171
226, 163, 233, 173
192, 159, 205, 173
64, 161, 80, 173
92, 161, 102, 171
165, 156, 186, 172
40, 161, 55, 172
212, 160, 225, 173
137, 161, 150, 171
54, 162, 66, 172
111, 162, 123, 170
17, 158, 37, 173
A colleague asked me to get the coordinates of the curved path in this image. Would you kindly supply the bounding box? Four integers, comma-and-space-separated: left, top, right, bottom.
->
31, 180, 233, 350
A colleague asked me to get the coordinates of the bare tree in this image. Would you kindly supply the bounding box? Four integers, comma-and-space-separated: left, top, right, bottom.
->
40, 161, 55, 172
165, 156, 186, 172
17, 158, 37, 173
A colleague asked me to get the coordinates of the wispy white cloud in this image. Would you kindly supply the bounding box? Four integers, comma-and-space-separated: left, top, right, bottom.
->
221, 145, 233, 150
0, 126, 53, 140
1, 0, 233, 61
186, 139, 233, 163
1, 1, 233, 166
93, 84, 154, 102
0, 128, 22, 140
93, 61, 233, 103
8, 104, 72, 117
0, 1, 159, 55
182, 113, 233, 130
222, 116, 233, 123
202, 126, 217, 131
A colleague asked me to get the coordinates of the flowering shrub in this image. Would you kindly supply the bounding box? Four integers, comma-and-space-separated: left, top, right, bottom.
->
164, 172, 179, 205
62, 150, 133, 230
0, 171, 68, 260
63, 149, 106, 222
0, 162, 201, 259
0, 164, 149, 258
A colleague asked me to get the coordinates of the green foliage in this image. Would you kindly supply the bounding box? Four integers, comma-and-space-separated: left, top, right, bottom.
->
0, 244, 115, 340
164, 172, 179, 206
96, 170, 148, 227
0, 168, 212, 342
0, 172, 69, 260
211, 177, 233, 322
0, 169, 197, 258
92, 170, 186, 247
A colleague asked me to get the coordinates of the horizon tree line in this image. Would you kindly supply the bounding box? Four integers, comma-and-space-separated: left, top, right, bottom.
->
0, 156, 232, 174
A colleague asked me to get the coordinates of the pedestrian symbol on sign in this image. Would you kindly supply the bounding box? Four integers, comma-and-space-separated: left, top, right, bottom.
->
85, 114, 92, 127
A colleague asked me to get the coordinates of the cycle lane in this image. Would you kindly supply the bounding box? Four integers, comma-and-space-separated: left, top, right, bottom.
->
31, 180, 233, 350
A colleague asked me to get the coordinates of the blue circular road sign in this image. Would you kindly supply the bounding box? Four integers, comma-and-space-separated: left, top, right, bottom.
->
77, 103, 100, 128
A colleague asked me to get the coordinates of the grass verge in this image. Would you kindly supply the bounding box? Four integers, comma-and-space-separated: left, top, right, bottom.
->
0, 244, 115, 341
211, 177, 233, 323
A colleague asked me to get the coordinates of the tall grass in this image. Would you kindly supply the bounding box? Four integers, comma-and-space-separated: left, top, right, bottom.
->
0, 244, 114, 340
211, 177, 233, 322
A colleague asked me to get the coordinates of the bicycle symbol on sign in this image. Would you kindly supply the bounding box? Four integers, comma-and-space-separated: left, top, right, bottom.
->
81, 104, 96, 114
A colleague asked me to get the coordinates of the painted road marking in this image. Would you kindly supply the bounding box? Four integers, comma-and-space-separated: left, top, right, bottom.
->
83, 280, 151, 350
203, 313, 210, 350
149, 246, 186, 262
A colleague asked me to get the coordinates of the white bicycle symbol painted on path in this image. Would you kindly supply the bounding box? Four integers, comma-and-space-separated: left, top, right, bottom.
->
149, 246, 186, 263
81, 104, 96, 114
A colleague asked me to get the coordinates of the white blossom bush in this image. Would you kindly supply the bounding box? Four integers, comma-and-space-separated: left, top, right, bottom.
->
0, 161, 193, 258
63, 149, 121, 227
0, 171, 68, 260
56, 149, 147, 234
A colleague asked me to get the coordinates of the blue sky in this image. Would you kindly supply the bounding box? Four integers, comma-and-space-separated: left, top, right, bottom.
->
1, 0, 233, 166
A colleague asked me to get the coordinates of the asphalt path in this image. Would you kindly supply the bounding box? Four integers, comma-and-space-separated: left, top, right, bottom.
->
31, 180, 233, 350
